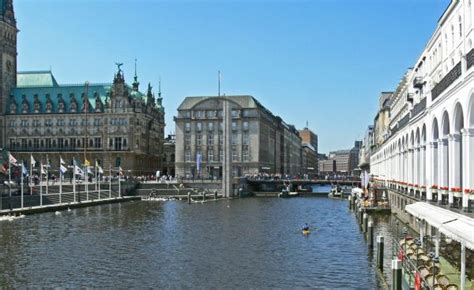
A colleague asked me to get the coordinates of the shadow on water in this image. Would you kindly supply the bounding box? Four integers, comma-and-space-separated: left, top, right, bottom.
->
0, 198, 390, 288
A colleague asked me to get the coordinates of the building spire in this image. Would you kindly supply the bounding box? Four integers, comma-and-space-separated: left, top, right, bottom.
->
157, 77, 163, 106
132, 58, 139, 91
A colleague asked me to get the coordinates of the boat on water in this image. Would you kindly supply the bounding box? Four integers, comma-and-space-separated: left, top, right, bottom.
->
279, 190, 299, 198
302, 229, 311, 235
328, 186, 343, 199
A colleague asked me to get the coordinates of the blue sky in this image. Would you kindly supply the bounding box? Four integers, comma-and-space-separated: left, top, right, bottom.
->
16, 0, 449, 153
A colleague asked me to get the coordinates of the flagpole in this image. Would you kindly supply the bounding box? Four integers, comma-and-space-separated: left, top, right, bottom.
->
95, 160, 98, 192
46, 155, 49, 196
73, 157, 76, 203
59, 168, 62, 204
8, 158, 11, 197
85, 164, 88, 201
30, 155, 33, 195
109, 165, 112, 199
40, 162, 43, 206
21, 161, 24, 209
118, 168, 121, 198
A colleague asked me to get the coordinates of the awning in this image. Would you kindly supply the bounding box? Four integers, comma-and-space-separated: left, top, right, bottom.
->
406, 202, 474, 250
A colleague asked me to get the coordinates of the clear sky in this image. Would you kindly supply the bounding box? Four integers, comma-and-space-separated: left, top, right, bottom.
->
16, 0, 449, 153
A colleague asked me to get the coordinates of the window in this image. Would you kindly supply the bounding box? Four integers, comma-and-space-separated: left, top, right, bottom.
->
33, 138, 39, 149
232, 121, 238, 131
194, 110, 204, 118
185, 122, 191, 132
207, 122, 214, 131
207, 135, 214, 146
109, 138, 113, 148
451, 25, 455, 45
219, 135, 223, 146
208, 150, 214, 162
219, 149, 223, 162
196, 122, 202, 132
58, 138, 64, 149
243, 149, 249, 161
185, 135, 191, 146
196, 135, 202, 146
231, 110, 239, 118
9, 139, 15, 149
21, 139, 27, 149
95, 138, 101, 148
232, 149, 239, 162
114, 137, 123, 150
232, 133, 238, 145
459, 16, 463, 37
185, 150, 191, 162
219, 122, 223, 131
243, 121, 249, 131
243, 133, 249, 145
206, 110, 216, 118
46, 138, 52, 149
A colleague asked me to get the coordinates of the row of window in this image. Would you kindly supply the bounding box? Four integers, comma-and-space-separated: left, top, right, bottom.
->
184, 121, 250, 132
9, 117, 130, 128
182, 109, 249, 119
184, 133, 250, 146
184, 149, 250, 162
9, 137, 128, 151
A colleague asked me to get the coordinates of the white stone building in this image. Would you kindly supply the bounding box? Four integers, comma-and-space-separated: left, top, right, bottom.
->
370, 0, 474, 211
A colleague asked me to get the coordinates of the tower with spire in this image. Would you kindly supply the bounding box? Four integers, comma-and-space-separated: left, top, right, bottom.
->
132, 58, 139, 91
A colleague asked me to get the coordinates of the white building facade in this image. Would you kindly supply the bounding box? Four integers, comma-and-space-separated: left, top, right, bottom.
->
370, 0, 474, 211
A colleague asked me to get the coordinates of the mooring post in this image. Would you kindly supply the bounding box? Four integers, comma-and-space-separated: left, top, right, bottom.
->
391, 259, 402, 290
348, 195, 352, 210
376, 235, 384, 273
367, 219, 374, 248
203, 192, 206, 201
214, 190, 217, 200
363, 213, 368, 233
188, 192, 191, 204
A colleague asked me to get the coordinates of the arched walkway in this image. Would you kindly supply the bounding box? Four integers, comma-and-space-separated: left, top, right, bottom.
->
440, 111, 450, 205
451, 103, 464, 208
430, 118, 439, 202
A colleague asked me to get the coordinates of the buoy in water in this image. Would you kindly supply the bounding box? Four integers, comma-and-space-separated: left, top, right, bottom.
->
55, 211, 61, 216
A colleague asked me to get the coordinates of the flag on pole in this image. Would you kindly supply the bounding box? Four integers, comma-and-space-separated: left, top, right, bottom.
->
22, 162, 28, 176
41, 162, 47, 175
60, 157, 66, 165
9, 153, 17, 166
96, 160, 104, 174
30, 155, 36, 167
87, 166, 93, 175
74, 160, 84, 176
59, 156, 67, 175
119, 166, 123, 176
84, 159, 90, 166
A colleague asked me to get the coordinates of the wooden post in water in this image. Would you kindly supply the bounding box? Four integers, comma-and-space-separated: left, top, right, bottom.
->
363, 213, 368, 233
367, 219, 374, 248
188, 192, 191, 204
391, 259, 402, 290
376, 235, 384, 273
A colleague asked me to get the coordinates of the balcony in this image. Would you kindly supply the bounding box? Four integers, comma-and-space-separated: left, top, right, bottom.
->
413, 76, 424, 89
431, 61, 462, 101
467, 48, 474, 70
410, 97, 427, 118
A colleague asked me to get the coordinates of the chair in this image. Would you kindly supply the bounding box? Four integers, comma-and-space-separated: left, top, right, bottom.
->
436, 274, 450, 287
433, 284, 445, 290
445, 284, 458, 290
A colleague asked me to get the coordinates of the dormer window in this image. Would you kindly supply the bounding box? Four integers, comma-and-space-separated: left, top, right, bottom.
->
21, 95, 29, 114
33, 94, 41, 113
9, 102, 16, 114
45, 94, 53, 113
70, 93, 77, 113
58, 94, 65, 113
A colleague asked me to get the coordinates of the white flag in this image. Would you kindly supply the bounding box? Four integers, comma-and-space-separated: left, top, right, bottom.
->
30, 155, 36, 167
60, 164, 67, 175
9, 153, 17, 166
60, 157, 66, 165
41, 162, 47, 175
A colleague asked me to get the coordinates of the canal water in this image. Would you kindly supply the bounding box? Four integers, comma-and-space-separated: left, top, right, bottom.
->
0, 198, 394, 288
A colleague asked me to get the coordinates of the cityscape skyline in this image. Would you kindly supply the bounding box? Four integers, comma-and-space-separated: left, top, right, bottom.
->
16, 0, 449, 153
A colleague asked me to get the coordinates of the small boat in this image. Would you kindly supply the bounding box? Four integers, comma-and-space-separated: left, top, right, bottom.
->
302, 229, 311, 235
279, 190, 299, 198
328, 186, 343, 199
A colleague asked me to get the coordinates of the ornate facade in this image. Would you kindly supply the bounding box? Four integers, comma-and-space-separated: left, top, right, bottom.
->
0, 1, 165, 175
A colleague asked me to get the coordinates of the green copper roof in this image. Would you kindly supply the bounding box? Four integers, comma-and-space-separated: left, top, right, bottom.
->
17, 71, 59, 88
